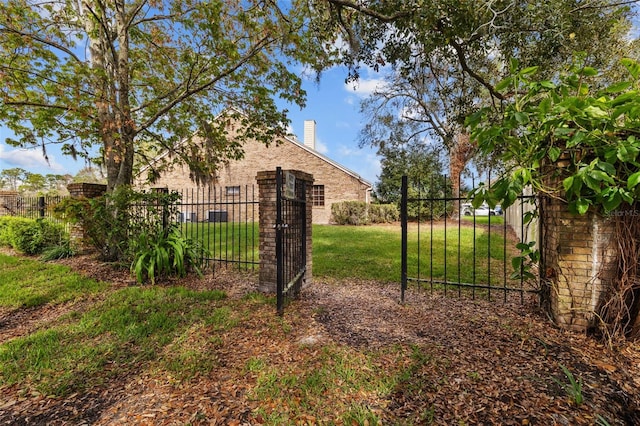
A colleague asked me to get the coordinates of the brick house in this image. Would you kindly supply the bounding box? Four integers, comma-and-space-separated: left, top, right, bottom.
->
138, 119, 372, 224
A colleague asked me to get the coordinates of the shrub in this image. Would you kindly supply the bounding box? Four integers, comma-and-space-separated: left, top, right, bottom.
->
331, 202, 399, 225
56, 186, 180, 262
0, 217, 67, 255
369, 204, 399, 223
331, 201, 370, 225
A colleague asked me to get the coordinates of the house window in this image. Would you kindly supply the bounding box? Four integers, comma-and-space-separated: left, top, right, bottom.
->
312, 185, 325, 206
226, 186, 240, 196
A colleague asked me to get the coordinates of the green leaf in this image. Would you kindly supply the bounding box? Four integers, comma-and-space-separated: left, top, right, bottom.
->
548, 146, 561, 162
519, 66, 539, 76
580, 67, 598, 77
514, 112, 529, 124
603, 189, 622, 212
575, 198, 590, 215
583, 106, 608, 120
604, 81, 631, 93
495, 76, 513, 92
627, 171, 640, 189
511, 256, 523, 270
622, 58, 640, 79
566, 131, 585, 148
563, 176, 574, 193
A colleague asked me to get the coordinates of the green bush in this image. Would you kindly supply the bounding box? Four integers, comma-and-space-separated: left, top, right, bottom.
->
0, 217, 67, 255
331, 201, 370, 225
56, 187, 180, 262
369, 204, 399, 223
331, 202, 399, 225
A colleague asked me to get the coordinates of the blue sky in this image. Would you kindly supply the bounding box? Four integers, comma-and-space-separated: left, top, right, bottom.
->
0, 65, 384, 185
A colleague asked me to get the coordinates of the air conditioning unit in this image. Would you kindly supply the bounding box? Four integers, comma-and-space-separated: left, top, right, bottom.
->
208, 210, 228, 222
178, 211, 197, 223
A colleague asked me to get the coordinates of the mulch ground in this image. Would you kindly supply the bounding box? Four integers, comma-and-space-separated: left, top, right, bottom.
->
1, 252, 640, 425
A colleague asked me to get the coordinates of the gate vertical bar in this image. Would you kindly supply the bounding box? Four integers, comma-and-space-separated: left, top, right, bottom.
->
275, 167, 285, 315
401, 175, 408, 303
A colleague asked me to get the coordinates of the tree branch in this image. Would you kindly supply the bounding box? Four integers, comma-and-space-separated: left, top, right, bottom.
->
326, 0, 414, 22
0, 28, 83, 63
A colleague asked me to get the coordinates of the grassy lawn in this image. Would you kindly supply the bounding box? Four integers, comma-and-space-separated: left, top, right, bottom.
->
178, 220, 519, 288
313, 223, 519, 288
0, 255, 108, 309
180, 222, 259, 267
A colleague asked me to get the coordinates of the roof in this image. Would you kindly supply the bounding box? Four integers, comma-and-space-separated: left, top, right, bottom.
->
279, 133, 372, 189
137, 111, 373, 190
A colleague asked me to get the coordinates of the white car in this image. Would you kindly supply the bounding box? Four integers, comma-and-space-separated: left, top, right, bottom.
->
461, 203, 496, 216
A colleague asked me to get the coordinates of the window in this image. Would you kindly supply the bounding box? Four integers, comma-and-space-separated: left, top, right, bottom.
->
312, 185, 325, 206
225, 186, 240, 196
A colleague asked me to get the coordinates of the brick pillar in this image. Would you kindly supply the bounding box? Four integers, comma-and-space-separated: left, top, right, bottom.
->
257, 170, 313, 293
540, 194, 617, 331
66, 183, 107, 251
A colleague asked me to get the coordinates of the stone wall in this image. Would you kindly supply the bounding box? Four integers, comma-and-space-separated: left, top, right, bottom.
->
257, 169, 313, 293
541, 196, 617, 330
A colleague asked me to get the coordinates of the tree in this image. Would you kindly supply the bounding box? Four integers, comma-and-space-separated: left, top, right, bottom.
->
73, 167, 106, 184
374, 145, 444, 204
358, 55, 480, 215
0, 168, 26, 191
1, 0, 326, 191
468, 59, 640, 340
311, 0, 635, 203
312, 0, 635, 93
45, 174, 73, 195
19, 172, 47, 194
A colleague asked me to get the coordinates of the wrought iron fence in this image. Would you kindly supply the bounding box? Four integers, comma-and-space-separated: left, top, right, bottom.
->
0, 193, 68, 226
172, 186, 259, 272
400, 174, 540, 303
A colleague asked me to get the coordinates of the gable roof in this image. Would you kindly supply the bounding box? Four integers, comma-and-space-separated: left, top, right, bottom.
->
138, 111, 372, 190
277, 133, 372, 189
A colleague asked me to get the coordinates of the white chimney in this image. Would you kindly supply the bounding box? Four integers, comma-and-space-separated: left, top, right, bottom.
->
303, 120, 316, 150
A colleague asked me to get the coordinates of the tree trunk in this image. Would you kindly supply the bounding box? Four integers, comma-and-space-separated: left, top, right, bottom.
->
448, 132, 474, 217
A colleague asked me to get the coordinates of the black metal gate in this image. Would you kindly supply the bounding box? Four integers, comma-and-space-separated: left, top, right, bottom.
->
275, 167, 307, 315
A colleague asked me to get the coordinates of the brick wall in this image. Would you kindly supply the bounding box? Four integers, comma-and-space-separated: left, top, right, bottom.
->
139, 133, 371, 224
541, 196, 617, 330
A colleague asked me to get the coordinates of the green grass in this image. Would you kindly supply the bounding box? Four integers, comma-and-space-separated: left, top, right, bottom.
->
177, 220, 518, 286
313, 223, 517, 286
0, 285, 229, 395
461, 215, 504, 225
179, 222, 259, 266
0, 254, 108, 308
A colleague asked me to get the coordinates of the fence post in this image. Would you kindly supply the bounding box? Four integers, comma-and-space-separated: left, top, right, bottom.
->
38, 196, 45, 218
401, 175, 408, 303
257, 169, 314, 295
66, 183, 108, 251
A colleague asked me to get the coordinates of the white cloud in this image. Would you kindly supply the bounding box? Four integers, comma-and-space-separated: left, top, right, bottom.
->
344, 78, 387, 98
0, 144, 65, 173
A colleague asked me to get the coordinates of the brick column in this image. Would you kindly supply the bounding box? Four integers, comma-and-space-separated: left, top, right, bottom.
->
540, 191, 617, 331
66, 183, 107, 251
257, 170, 313, 293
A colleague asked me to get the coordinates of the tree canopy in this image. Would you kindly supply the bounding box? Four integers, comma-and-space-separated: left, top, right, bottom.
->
1, 0, 327, 190
310, 0, 637, 189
